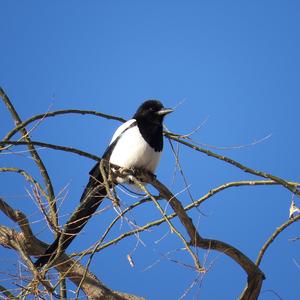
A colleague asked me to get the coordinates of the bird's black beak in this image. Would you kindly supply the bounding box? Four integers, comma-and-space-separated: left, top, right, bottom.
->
156, 108, 173, 116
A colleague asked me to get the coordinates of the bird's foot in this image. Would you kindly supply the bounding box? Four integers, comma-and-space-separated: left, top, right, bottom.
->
131, 167, 156, 182
117, 167, 156, 183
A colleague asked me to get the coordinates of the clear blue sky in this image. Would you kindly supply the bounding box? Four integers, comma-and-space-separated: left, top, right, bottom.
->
1, 1, 300, 299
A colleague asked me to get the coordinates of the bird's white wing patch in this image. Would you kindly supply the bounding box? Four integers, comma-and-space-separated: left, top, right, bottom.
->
109, 119, 137, 145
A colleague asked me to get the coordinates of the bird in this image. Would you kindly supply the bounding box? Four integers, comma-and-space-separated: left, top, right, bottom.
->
34, 100, 173, 268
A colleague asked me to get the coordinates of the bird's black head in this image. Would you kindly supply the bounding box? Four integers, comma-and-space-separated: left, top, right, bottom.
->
133, 100, 173, 152
133, 100, 173, 125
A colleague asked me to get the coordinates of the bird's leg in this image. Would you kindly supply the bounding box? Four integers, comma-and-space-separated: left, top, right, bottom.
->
117, 167, 134, 177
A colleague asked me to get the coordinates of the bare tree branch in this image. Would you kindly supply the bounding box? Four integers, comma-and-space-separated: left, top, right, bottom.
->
145, 174, 265, 300
0, 140, 101, 161
0, 283, 16, 299
0, 87, 58, 231
130, 175, 204, 273
0, 197, 144, 300
256, 214, 300, 266
73, 179, 300, 257
3, 109, 125, 142
1, 93, 298, 299
167, 133, 300, 197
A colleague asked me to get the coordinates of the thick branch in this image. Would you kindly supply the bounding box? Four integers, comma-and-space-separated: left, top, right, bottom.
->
0, 198, 144, 300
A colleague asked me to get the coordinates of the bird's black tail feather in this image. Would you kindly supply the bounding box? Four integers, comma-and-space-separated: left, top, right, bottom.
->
34, 162, 108, 268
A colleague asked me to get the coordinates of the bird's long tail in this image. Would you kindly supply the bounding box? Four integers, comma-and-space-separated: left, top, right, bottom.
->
34, 162, 108, 268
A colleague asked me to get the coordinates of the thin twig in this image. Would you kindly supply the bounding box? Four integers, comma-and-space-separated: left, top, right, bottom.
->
0, 140, 101, 161
0, 167, 47, 199
59, 275, 67, 300
3, 109, 125, 142
256, 214, 300, 266
167, 133, 300, 197
0, 284, 16, 299
11, 240, 57, 299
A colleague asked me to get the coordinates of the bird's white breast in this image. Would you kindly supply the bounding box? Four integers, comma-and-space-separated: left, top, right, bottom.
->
109, 119, 161, 174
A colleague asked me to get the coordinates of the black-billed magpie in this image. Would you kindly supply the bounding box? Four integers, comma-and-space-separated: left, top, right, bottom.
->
34, 100, 172, 268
